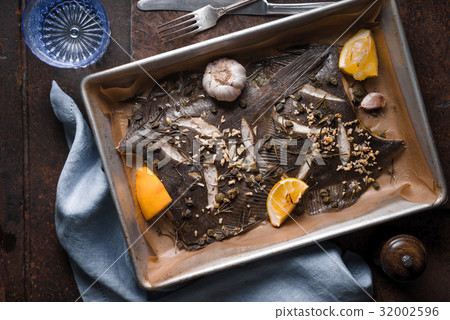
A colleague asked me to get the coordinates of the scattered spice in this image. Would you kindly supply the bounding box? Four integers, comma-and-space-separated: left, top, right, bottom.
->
210, 105, 218, 114
151, 122, 160, 129
239, 98, 247, 108
215, 233, 225, 241
372, 181, 380, 190
185, 197, 195, 207
215, 193, 225, 203
181, 209, 192, 219
328, 77, 338, 86
245, 175, 255, 187
226, 187, 240, 199
275, 103, 284, 113
319, 189, 329, 198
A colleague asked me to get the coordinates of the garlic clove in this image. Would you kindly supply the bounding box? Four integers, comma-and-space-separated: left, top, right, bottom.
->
202, 58, 247, 102
360, 92, 386, 110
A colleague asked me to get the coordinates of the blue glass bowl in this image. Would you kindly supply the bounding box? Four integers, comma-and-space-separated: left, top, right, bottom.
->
22, 0, 110, 68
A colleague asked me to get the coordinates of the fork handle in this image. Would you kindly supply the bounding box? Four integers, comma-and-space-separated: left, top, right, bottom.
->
220, 0, 260, 16
266, 2, 336, 15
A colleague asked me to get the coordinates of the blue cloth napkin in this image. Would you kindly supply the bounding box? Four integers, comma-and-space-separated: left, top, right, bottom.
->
51, 81, 373, 302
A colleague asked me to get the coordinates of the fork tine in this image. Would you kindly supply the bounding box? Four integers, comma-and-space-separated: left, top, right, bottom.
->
156, 12, 195, 29
162, 28, 201, 43
160, 23, 199, 41
157, 17, 197, 35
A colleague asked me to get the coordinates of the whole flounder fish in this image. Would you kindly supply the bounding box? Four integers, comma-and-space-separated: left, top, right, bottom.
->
118, 45, 405, 250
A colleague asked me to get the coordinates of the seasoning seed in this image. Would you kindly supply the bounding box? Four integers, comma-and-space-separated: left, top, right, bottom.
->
215, 193, 225, 203
328, 77, 338, 86
215, 233, 225, 241
373, 181, 380, 190
275, 103, 284, 113
181, 209, 192, 219
239, 98, 247, 109
237, 145, 246, 155
319, 189, 329, 198
185, 197, 195, 207
231, 129, 240, 137
226, 187, 240, 199
245, 175, 255, 187
151, 122, 160, 129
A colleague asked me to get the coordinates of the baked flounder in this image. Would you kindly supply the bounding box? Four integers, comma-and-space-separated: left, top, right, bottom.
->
118, 45, 405, 250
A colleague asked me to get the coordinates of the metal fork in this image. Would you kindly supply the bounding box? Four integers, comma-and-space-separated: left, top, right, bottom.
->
156, 0, 259, 42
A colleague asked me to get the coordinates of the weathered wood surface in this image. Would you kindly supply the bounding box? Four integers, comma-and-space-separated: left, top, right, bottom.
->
0, 0, 448, 301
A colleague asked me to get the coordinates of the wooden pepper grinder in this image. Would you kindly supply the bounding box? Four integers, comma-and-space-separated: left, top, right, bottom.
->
379, 234, 427, 281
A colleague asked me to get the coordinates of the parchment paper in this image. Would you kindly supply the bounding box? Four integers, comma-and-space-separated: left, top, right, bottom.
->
96, 1, 438, 286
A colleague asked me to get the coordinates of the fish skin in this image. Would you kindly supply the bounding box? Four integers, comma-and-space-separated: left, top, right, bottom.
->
120, 45, 405, 249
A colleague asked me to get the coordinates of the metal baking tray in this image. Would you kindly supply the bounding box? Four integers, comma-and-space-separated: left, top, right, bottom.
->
81, 0, 447, 290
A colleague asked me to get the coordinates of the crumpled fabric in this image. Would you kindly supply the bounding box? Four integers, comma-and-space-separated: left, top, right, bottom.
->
51, 81, 373, 302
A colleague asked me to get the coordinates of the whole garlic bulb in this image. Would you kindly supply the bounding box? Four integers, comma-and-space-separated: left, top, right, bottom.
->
202, 58, 247, 102
360, 92, 386, 110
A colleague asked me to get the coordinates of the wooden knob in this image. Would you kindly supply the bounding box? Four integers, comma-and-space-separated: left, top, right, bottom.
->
380, 234, 427, 281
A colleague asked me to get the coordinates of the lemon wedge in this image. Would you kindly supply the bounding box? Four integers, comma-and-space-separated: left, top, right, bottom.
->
136, 167, 172, 220
266, 178, 309, 227
339, 29, 378, 81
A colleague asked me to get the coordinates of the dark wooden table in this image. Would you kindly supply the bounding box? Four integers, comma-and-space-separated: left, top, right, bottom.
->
0, 0, 448, 301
